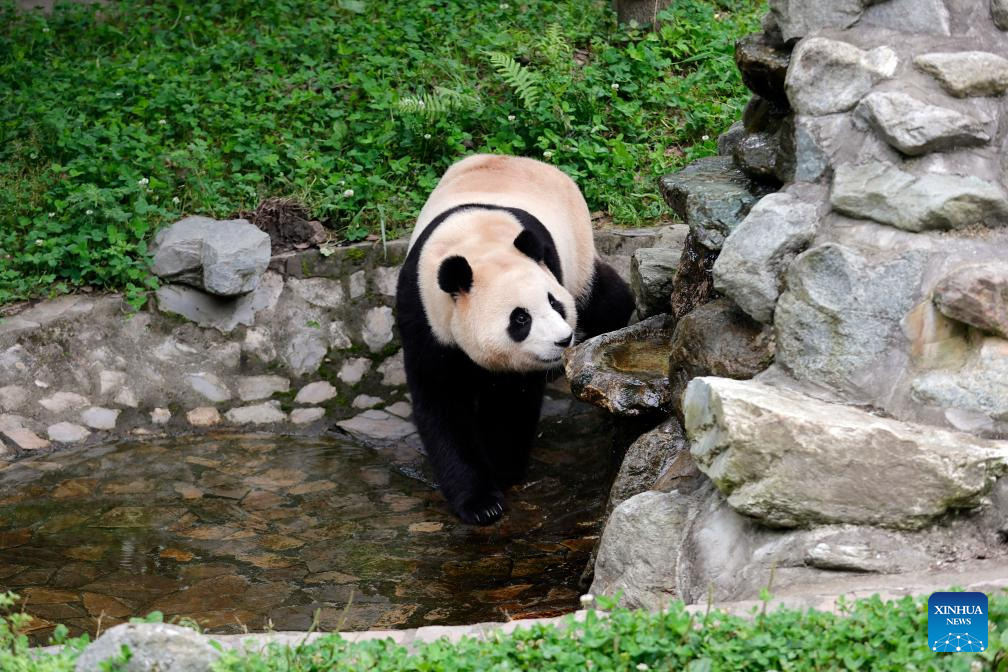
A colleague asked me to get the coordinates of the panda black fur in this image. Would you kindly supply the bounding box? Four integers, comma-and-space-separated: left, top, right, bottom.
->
395, 154, 634, 525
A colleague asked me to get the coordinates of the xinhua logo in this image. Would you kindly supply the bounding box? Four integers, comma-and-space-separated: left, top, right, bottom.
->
928, 592, 988, 653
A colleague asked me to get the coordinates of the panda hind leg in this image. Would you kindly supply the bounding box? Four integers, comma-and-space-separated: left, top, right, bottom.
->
575, 258, 635, 340
475, 373, 545, 489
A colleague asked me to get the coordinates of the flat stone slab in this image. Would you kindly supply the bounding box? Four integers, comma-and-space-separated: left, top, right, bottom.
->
933, 263, 1008, 338
74, 622, 220, 672
684, 377, 1008, 529
186, 407, 221, 427
290, 407, 325, 425
853, 91, 990, 156
294, 381, 337, 405
224, 403, 287, 425
80, 407, 119, 430
786, 37, 897, 116
47, 422, 91, 444
915, 51, 1008, 98
336, 409, 416, 443
38, 392, 89, 414
659, 156, 762, 250
831, 161, 1008, 232
186, 372, 232, 403
236, 375, 290, 401
2, 426, 50, 450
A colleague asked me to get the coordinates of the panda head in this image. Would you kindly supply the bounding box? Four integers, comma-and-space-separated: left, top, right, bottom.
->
435, 229, 577, 372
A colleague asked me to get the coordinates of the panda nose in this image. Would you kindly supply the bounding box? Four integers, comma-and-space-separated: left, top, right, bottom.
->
555, 333, 574, 347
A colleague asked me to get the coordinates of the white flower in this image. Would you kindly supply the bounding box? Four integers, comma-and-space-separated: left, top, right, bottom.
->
42, 27, 50, 33
500, 2, 509, 8
172, 196, 181, 204
702, 134, 710, 141
158, 119, 167, 125
417, 99, 426, 108
48, 212, 55, 217
34, 239, 44, 246
543, 150, 554, 159
138, 177, 149, 187
611, 83, 620, 90
116, 92, 122, 97
637, 665, 650, 671
343, 189, 354, 197
507, 114, 516, 122
579, 594, 595, 607
423, 133, 431, 139
85, 209, 94, 215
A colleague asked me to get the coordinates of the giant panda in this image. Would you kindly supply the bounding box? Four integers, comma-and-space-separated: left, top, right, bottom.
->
395, 154, 634, 525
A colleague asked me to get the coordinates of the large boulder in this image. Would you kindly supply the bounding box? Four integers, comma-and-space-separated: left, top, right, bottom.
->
785, 38, 898, 116
853, 92, 991, 157
683, 377, 1008, 529
75, 622, 220, 672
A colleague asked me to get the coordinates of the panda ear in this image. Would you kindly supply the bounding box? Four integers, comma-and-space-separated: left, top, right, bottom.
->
513, 229, 544, 262
437, 255, 473, 298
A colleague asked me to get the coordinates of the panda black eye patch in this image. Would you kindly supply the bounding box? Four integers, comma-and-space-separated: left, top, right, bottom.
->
508, 307, 532, 342
548, 293, 566, 319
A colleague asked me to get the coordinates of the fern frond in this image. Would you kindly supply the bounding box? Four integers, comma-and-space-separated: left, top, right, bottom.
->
540, 24, 572, 65
487, 52, 541, 111
395, 87, 481, 119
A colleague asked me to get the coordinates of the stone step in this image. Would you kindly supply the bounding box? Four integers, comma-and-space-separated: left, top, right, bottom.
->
659, 156, 770, 251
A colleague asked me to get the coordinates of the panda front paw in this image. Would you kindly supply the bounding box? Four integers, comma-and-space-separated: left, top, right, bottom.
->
455, 491, 505, 526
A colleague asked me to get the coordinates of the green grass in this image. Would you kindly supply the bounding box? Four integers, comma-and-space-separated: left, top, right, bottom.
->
4, 591, 1008, 671
0, 0, 763, 307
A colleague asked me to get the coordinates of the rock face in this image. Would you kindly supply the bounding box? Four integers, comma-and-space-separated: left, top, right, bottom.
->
933, 264, 1008, 338
766, 0, 864, 42
606, 417, 689, 515
914, 51, 1008, 98
853, 92, 990, 156
785, 38, 897, 116
713, 191, 819, 323
75, 622, 221, 672
861, 0, 950, 35
151, 216, 270, 296
830, 162, 1008, 232
995, 0, 1008, 30
684, 377, 1008, 529
630, 248, 680, 318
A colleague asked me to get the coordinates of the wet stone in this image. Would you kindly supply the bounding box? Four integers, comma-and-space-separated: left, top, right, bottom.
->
337, 410, 415, 443
294, 381, 337, 405
2, 427, 49, 451
151, 408, 171, 425
735, 33, 791, 109
385, 401, 412, 418
352, 394, 383, 409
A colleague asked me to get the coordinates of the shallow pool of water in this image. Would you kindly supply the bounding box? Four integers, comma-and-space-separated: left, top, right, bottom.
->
0, 397, 628, 641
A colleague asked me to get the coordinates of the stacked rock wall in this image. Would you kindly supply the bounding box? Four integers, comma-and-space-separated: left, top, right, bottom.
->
591, 0, 1008, 607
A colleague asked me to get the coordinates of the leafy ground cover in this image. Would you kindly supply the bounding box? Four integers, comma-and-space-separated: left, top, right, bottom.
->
0, 0, 763, 307
4, 591, 1007, 671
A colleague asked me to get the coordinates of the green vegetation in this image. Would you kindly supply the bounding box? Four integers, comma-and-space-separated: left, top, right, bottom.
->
4, 591, 1008, 671
0, 0, 763, 307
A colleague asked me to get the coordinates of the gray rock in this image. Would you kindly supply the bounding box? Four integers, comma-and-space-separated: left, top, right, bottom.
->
47, 422, 91, 443
156, 271, 283, 334
385, 401, 412, 418
150, 408, 171, 425
375, 266, 400, 297
911, 338, 1008, 434
933, 263, 1008, 338
713, 192, 820, 323
786, 38, 898, 116
659, 156, 762, 250
338, 358, 372, 385
236, 375, 290, 401
854, 91, 990, 156
187, 407, 221, 427
282, 330, 328, 376
630, 248, 680, 318
831, 162, 1008, 232
294, 381, 337, 405
38, 391, 89, 414
349, 270, 367, 299
915, 51, 1008, 98
734, 33, 791, 110
243, 327, 277, 363
362, 306, 395, 352
150, 216, 215, 285
80, 407, 119, 430
328, 320, 353, 349
607, 417, 689, 514
775, 243, 927, 393
114, 387, 139, 408
789, 115, 835, 182
74, 622, 220, 672
288, 277, 344, 308
717, 121, 745, 157
564, 316, 675, 417
861, 0, 950, 35
352, 394, 383, 409
377, 352, 407, 387
995, 0, 1008, 30
336, 409, 416, 443
186, 372, 231, 403
290, 407, 326, 424
224, 402, 287, 425
200, 220, 271, 296
767, 0, 865, 42
734, 131, 782, 180
0, 385, 28, 411
590, 490, 691, 609
684, 377, 1008, 529
98, 370, 126, 396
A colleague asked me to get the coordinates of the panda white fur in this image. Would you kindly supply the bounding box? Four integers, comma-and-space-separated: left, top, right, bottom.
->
396, 154, 634, 525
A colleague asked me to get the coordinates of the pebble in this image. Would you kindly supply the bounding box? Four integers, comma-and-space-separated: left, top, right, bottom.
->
187, 407, 221, 427
294, 381, 338, 405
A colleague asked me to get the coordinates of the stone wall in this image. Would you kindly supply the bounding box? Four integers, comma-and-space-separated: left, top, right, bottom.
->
588, 0, 1008, 608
